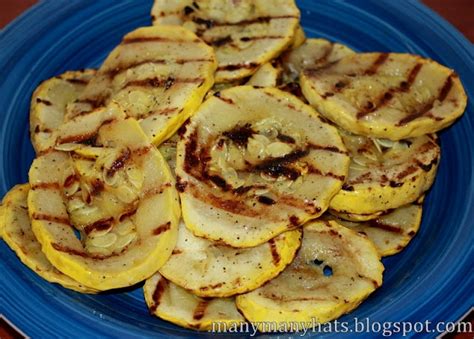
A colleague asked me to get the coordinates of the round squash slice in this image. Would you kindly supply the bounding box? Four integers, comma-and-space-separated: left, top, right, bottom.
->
159, 221, 301, 297
144, 272, 245, 330
30, 70, 96, 154
1, 184, 97, 293
300, 53, 468, 140
326, 202, 422, 257
176, 86, 350, 247
28, 117, 180, 290
236, 220, 384, 330
66, 25, 217, 145
151, 0, 300, 83
281, 38, 355, 83
330, 130, 439, 215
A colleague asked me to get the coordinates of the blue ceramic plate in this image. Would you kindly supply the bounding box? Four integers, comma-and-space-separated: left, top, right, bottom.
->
0, 0, 472, 337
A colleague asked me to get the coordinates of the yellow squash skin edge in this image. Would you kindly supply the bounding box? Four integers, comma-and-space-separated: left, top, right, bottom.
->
2, 184, 98, 293
329, 161, 438, 215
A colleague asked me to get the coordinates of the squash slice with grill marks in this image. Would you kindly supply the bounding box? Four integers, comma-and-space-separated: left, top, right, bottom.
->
1, 184, 97, 293
144, 272, 245, 330
159, 221, 301, 297
66, 26, 216, 145
151, 0, 300, 83
330, 131, 439, 215
30, 70, 96, 154
236, 220, 384, 330
176, 86, 350, 247
246, 62, 281, 88
281, 38, 355, 83
300, 53, 467, 140
326, 202, 422, 257
28, 118, 180, 290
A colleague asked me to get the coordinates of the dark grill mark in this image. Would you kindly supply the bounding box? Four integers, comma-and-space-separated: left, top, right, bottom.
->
84, 217, 113, 235
342, 184, 354, 191
210, 35, 232, 47
289, 215, 299, 226
193, 301, 209, 321
137, 107, 179, 120
308, 143, 349, 155
66, 78, 89, 85
416, 158, 438, 172
268, 239, 281, 265
105, 58, 213, 79
223, 123, 254, 147
153, 221, 171, 236
213, 91, 235, 104
64, 174, 78, 188
397, 73, 453, 126
123, 77, 202, 89
199, 282, 223, 291
254, 149, 309, 180
357, 63, 422, 119
396, 165, 418, 180
150, 277, 168, 313
208, 175, 230, 191
106, 148, 131, 178
239, 35, 285, 42
184, 130, 200, 172
279, 82, 305, 100
389, 180, 403, 188
257, 196, 276, 205
90, 179, 105, 197
368, 219, 402, 233
183, 5, 194, 15
196, 15, 298, 28
364, 53, 389, 75
276, 133, 295, 144
176, 176, 188, 192
307, 165, 345, 181
171, 249, 183, 255
177, 118, 191, 137
36, 98, 52, 106
217, 62, 259, 72
122, 36, 200, 44
119, 207, 138, 222
32, 213, 69, 225
31, 182, 61, 190
74, 97, 107, 110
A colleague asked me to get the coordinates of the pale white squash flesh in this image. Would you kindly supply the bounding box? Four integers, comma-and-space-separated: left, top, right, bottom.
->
236, 220, 384, 331
176, 86, 350, 247
144, 272, 245, 331
28, 117, 180, 290
1, 184, 97, 293
159, 221, 301, 297
152, 0, 300, 83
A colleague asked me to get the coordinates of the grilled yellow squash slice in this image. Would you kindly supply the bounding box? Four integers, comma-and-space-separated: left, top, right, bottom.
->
236, 220, 384, 330
176, 86, 350, 247
66, 26, 216, 145
151, 0, 300, 83
326, 202, 422, 256
330, 131, 439, 215
159, 221, 301, 297
300, 53, 467, 140
1, 184, 97, 293
30, 70, 96, 154
246, 63, 281, 87
281, 38, 355, 83
28, 117, 180, 290
144, 272, 245, 330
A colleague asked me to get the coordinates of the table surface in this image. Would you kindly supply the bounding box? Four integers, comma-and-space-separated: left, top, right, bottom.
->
0, 1, 472, 339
